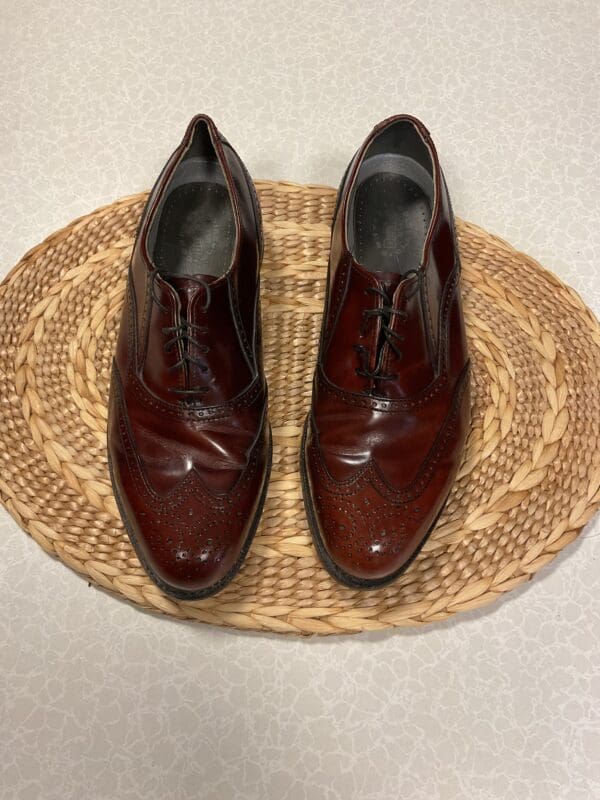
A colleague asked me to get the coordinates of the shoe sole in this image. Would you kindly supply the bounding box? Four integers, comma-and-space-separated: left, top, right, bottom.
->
107, 425, 272, 601
299, 416, 447, 591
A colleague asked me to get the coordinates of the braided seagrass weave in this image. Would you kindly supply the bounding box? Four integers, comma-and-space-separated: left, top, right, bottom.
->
1, 181, 599, 635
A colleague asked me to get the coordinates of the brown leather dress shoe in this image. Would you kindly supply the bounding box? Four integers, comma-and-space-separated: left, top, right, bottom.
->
301, 115, 470, 589
108, 115, 271, 599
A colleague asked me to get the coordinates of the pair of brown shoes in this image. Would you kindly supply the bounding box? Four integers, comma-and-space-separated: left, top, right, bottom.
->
108, 114, 470, 599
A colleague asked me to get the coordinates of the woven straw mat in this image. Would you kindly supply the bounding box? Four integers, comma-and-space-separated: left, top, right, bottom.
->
1, 181, 599, 636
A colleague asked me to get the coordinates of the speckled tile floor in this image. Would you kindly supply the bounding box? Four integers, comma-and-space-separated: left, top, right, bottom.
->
1, 2, 599, 798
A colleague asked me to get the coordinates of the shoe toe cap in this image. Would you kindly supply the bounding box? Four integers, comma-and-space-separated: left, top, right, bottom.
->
142, 534, 241, 597
314, 493, 435, 584
128, 498, 253, 597
109, 459, 267, 598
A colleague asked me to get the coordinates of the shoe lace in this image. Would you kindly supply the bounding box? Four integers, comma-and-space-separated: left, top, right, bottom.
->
150, 271, 212, 397
353, 284, 409, 384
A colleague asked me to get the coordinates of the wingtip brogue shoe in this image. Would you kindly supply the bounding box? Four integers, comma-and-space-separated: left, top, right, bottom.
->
301, 115, 471, 588
108, 115, 271, 599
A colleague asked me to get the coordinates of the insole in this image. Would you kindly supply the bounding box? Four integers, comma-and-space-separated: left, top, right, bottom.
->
153, 180, 235, 277
350, 155, 433, 275
353, 174, 432, 274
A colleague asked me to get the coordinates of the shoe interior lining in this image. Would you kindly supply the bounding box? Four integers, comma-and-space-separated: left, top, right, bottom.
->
147, 123, 235, 278
346, 121, 435, 276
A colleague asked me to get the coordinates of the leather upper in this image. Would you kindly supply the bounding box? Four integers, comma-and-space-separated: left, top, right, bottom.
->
108, 115, 269, 595
304, 115, 471, 582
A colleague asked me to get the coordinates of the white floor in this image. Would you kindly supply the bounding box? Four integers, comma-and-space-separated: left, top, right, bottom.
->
1, 2, 599, 798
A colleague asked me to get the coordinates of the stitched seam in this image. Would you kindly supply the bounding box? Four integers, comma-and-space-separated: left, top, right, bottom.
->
125, 365, 265, 422
138, 266, 152, 369
229, 276, 254, 367
322, 256, 350, 353
125, 274, 135, 363
126, 318, 264, 418
423, 261, 437, 361
317, 367, 447, 411
311, 362, 470, 502
437, 260, 461, 372
112, 364, 259, 505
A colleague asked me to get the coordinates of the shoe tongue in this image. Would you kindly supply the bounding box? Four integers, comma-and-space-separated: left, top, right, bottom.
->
368, 271, 406, 378
372, 270, 403, 297
164, 274, 215, 317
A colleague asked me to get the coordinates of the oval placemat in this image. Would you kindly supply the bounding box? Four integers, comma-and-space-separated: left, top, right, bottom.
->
1, 181, 599, 635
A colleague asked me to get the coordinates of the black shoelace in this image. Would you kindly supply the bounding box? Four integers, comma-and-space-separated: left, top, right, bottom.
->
150, 271, 212, 397
353, 285, 408, 384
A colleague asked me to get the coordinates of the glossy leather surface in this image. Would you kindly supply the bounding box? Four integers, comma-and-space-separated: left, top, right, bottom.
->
302, 115, 471, 586
108, 115, 270, 598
